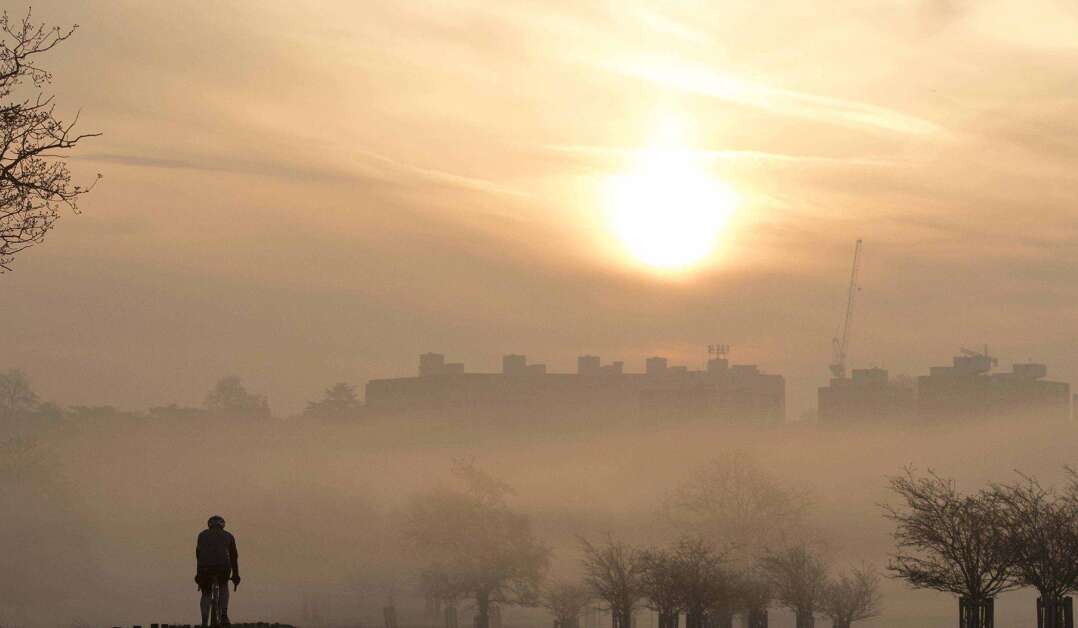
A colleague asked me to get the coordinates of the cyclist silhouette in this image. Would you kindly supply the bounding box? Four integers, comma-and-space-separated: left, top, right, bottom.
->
195, 515, 241, 626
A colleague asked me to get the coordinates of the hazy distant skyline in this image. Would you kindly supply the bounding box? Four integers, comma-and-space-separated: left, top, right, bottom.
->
6, 0, 1078, 415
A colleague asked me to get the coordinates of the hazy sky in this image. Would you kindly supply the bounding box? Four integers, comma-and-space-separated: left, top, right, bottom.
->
6, 0, 1078, 415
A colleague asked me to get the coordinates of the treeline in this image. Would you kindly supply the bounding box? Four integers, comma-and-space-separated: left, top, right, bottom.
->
575, 538, 878, 628
390, 462, 1078, 628
885, 468, 1078, 628
0, 369, 365, 433
401, 458, 880, 628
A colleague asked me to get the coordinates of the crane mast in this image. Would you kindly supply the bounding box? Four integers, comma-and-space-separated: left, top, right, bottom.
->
830, 239, 863, 379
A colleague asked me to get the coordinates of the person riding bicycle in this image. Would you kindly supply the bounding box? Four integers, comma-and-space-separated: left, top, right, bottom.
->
195, 514, 241, 626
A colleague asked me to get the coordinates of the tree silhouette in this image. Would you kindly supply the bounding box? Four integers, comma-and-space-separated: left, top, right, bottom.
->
668, 537, 735, 628
884, 469, 1018, 628
1, 8, 99, 271
737, 573, 771, 628
305, 382, 362, 421
204, 376, 270, 419
542, 581, 592, 628
991, 474, 1078, 628
0, 368, 36, 421
402, 461, 550, 628
759, 544, 829, 628
639, 546, 683, 628
419, 568, 463, 622
665, 452, 810, 558
580, 535, 646, 628
820, 566, 882, 628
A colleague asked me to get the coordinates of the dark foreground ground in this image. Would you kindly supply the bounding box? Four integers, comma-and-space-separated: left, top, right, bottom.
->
110, 623, 296, 628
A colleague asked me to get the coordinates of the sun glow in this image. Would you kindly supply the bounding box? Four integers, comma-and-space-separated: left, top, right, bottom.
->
604, 116, 736, 272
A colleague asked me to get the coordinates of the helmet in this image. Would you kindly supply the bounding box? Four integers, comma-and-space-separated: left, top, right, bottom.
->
207, 515, 226, 528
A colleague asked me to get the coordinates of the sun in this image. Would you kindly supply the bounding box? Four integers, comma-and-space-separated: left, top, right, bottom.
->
603, 116, 736, 272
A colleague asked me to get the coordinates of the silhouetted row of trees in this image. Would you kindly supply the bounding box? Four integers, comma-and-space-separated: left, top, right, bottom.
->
402, 461, 1078, 628
886, 468, 1078, 628
0, 369, 366, 434
399, 458, 880, 628
579, 537, 879, 628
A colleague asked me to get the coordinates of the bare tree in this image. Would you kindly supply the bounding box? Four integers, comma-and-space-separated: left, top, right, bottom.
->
1, 8, 99, 271
402, 461, 550, 628
542, 582, 592, 628
665, 452, 811, 558
419, 568, 463, 625
758, 545, 829, 628
0, 368, 36, 420
737, 573, 771, 628
667, 537, 735, 628
820, 566, 882, 628
883, 469, 1018, 628
639, 546, 683, 628
992, 473, 1078, 628
580, 535, 647, 628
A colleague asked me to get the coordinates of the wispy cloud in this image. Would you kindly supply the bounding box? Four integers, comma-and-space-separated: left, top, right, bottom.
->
545, 144, 905, 169
77, 152, 368, 185
629, 7, 713, 46
78, 148, 526, 202
605, 55, 944, 136
352, 149, 528, 199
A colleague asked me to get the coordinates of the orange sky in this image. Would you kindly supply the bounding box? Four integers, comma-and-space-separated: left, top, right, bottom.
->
6, 0, 1078, 415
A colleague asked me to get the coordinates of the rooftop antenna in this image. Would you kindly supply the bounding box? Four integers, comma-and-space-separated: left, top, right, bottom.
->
708, 344, 730, 359
830, 239, 863, 379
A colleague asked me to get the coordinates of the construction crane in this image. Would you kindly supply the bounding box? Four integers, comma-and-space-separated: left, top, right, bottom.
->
830, 239, 863, 379
960, 345, 998, 374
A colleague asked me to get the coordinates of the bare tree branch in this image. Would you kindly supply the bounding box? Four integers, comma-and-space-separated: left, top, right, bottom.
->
821, 565, 882, 628
0, 7, 99, 271
580, 534, 647, 628
759, 544, 829, 628
882, 468, 1019, 601
663, 452, 812, 560
402, 463, 550, 628
542, 581, 593, 628
990, 474, 1078, 600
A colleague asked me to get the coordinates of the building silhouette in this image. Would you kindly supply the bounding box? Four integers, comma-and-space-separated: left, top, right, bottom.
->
365, 353, 785, 425
818, 351, 1070, 424
917, 356, 1069, 423
817, 367, 915, 424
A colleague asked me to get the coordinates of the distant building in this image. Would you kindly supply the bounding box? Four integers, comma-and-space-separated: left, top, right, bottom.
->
917, 356, 1070, 423
645, 357, 668, 376
418, 352, 467, 377
578, 355, 601, 375
638, 358, 786, 425
818, 354, 1070, 425
365, 353, 786, 425
502, 354, 528, 376
817, 368, 915, 425
418, 352, 447, 377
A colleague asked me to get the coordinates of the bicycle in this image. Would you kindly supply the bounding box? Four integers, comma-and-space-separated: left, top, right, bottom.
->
198, 570, 237, 626
207, 576, 223, 627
